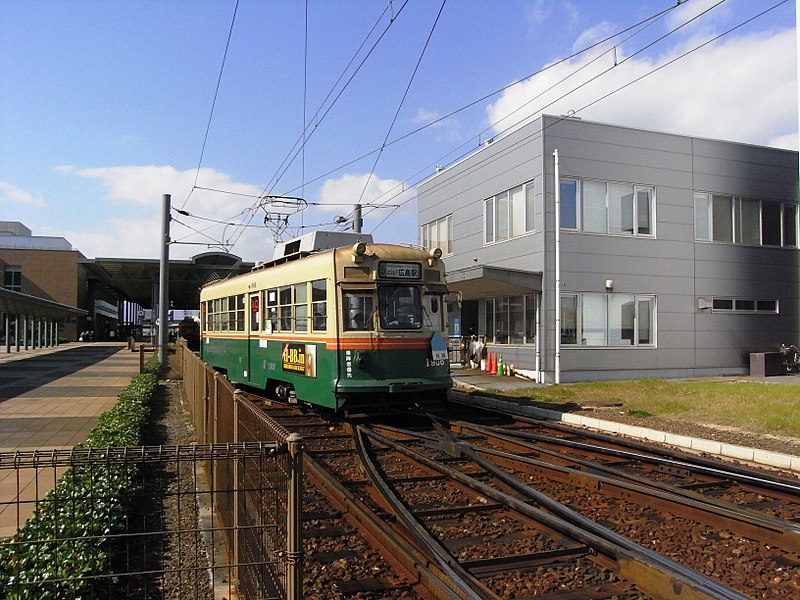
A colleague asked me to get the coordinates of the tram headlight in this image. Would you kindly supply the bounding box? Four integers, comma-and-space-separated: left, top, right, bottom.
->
352, 241, 367, 263
428, 247, 442, 265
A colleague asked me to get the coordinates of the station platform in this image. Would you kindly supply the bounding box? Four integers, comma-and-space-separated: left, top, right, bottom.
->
0, 342, 139, 537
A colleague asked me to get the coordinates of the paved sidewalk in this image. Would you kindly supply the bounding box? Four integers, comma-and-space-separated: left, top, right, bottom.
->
0, 343, 139, 537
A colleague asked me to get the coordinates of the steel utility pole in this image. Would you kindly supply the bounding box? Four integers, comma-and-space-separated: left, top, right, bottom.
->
158, 193, 171, 367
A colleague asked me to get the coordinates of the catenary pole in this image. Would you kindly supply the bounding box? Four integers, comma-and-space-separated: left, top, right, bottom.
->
353, 204, 363, 233
553, 149, 561, 385
158, 194, 171, 367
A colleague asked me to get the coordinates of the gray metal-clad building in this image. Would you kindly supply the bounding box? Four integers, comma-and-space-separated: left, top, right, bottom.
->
417, 115, 799, 382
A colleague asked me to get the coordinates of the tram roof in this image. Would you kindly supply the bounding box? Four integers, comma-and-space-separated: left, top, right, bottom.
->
81, 252, 255, 309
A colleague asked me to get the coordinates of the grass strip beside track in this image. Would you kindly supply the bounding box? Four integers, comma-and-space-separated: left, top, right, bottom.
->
480, 379, 800, 438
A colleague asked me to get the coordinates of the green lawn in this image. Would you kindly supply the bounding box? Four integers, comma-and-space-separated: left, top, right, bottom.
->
484, 379, 800, 438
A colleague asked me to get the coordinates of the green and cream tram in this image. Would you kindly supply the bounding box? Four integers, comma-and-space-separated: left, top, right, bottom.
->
200, 241, 451, 414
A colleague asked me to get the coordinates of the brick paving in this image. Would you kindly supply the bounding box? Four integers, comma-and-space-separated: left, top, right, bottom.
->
0, 342, 140, 537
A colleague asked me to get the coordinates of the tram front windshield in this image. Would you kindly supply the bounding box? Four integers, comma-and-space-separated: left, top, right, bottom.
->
342, 286, 424, 331
378, 285, 421, 329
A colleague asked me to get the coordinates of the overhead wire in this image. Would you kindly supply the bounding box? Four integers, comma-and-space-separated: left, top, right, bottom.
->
181, 0, 787, 251
369, 0, 792, 234
222, 0, 411, 249
348, 0, 448, 229
181, 0, 240, 212
275, 0, 686, 203
259, 0, 410, 198
379, 0, 790, 222
184, 0, 688, 246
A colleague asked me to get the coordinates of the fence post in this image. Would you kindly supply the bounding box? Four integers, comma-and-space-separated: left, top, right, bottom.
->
139, 344, 145, 374
286, 432, 304, 600
232, 390, 241, 585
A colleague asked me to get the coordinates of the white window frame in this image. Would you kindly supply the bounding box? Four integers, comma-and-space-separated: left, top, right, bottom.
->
560, 292, 657, 348
421, 214, 453, 256
484, 180, 535, 244
560, 178, 655, 238
694, 192, 799, 248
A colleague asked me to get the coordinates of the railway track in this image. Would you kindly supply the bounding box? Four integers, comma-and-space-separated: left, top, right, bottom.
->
243, 393, 800, 598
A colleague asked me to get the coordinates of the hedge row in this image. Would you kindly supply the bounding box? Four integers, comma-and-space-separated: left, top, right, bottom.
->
0, 371, 159, 599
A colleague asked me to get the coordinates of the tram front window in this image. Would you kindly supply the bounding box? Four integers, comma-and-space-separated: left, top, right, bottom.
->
379, 286, 421, 329
343, 292, 374, 331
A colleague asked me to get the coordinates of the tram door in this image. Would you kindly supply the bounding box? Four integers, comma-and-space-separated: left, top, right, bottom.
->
248, 292, 261, 383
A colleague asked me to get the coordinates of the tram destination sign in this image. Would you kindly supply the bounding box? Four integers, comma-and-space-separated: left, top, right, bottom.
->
378, 261, 421, 280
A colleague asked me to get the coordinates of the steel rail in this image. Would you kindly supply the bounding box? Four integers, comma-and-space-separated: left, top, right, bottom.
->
352, 426, 499, 600
452, 421, 800, 553
361, 424, 751, 600
509, 414, 800, 492
303, 451, 469, 600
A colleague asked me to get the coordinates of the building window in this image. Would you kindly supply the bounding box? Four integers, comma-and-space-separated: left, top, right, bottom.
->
3, 266, 21, 292
481, 294, 537, 344
560, 293, 656, 347
710, 297, 778, 314
421, 215, 453, 255
484, 180, 535, 244
560, 178, 654, 237
694, 193, 798, 247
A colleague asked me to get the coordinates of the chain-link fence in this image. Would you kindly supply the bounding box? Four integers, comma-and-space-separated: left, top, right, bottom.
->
0, 443, 286, 599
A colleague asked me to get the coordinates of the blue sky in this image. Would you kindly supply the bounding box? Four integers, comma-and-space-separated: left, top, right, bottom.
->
1, 0, 796, 260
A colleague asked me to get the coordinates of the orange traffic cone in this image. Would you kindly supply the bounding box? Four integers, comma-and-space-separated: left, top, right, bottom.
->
489, 352, 497, 374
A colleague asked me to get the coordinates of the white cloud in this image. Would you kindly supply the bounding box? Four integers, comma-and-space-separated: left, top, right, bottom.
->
410, 107, 461, 141
571, 21, 616, 54
527, 1, 579, 30
665, 0, 733, 34
412, 108, 440, 123
61, 166, 420, 260
65, 165, 271, 260
486, 26, 798, 149
315, 172, 417, 244
0, 181, 46, 207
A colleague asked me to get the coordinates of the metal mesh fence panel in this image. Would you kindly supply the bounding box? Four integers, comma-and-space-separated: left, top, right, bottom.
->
0, 444, 282, 600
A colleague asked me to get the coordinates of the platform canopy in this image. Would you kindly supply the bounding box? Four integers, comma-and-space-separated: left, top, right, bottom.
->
80, 252, 255, 309
0, 288, 87, 319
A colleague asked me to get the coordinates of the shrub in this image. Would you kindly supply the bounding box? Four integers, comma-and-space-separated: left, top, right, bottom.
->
0, 373, 158, 599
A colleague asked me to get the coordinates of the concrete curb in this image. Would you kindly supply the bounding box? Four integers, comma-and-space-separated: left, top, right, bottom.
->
450, 389, 800, 473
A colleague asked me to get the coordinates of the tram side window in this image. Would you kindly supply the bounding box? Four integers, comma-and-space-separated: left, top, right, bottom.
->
379, 286, 421, 329
202, 302, 211, 331
294, 283, 308, 333
343, 291, 374, 331
312, 279, 327, 331
217, 297, 228, 331
266, 288, 278, 333
229, 295, 245, 332
278, 286, 293, 331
